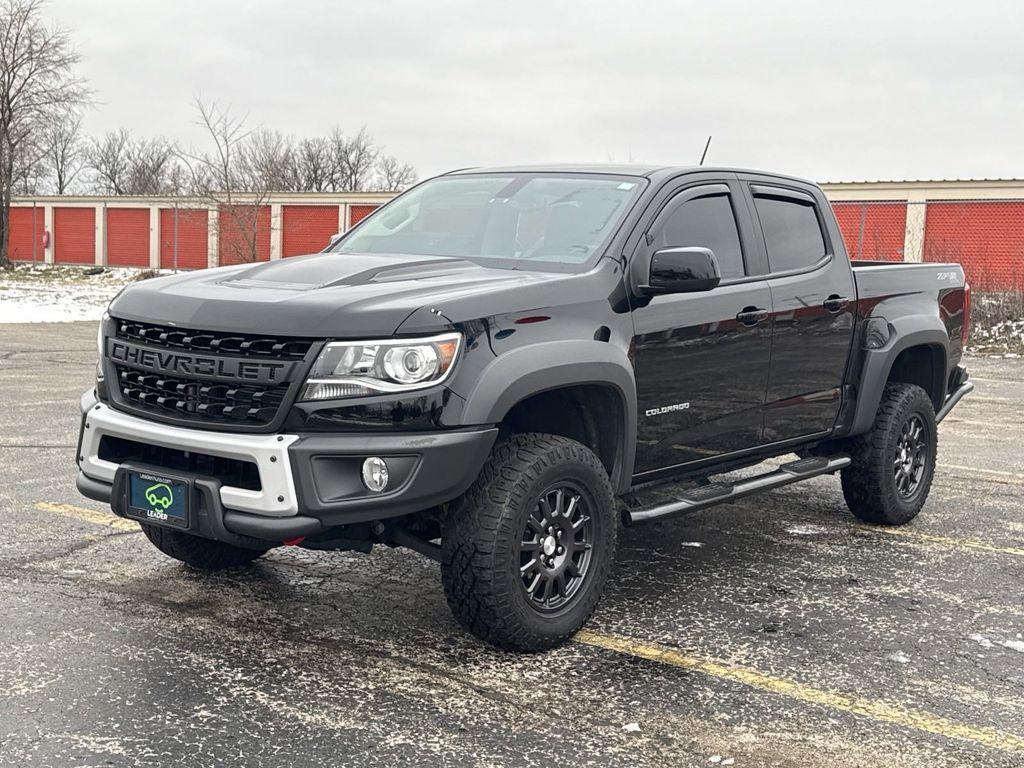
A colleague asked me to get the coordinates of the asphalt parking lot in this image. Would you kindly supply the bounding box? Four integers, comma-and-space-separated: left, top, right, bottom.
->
1, 321, 1022, 767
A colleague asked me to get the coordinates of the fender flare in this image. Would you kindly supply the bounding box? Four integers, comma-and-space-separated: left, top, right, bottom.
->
460, 340, 637, 492
849, 316, 949, 435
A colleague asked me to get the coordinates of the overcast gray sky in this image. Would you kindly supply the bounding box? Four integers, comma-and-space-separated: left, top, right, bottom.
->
50, 0, 1024, 183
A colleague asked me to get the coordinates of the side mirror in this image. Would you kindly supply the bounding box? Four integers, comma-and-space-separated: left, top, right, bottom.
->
642, 247, 722, 295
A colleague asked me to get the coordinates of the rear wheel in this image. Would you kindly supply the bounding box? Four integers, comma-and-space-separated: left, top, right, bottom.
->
841, 383, 937, 525
141, 524, 269, 570
441, 433, 617, 652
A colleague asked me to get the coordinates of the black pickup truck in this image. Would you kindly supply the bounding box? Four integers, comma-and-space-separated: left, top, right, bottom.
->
76, 165, 973, 651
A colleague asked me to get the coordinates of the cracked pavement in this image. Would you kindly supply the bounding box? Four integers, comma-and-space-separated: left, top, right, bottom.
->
1, 321, 1022, 767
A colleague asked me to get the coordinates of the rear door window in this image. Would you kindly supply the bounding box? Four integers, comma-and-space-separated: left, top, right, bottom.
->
752, 192, 827, 272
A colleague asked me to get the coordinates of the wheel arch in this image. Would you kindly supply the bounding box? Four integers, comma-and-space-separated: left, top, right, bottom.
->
850, 318, 949, 435
460, 341, 637, 493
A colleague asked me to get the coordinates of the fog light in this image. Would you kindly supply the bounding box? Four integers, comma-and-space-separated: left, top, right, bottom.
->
361, 456, 389, 493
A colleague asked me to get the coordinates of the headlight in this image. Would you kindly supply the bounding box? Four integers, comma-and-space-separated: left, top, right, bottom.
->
300, 332, 461, 401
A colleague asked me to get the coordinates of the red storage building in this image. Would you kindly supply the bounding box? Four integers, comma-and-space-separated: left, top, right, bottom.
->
923, 201, 1024, 291
53, 207, 95, 264
830, 202, 907, 262
218, 205, 271, 265
7, 207, 45, 263
106, 208, 150, 267
282, 205, 338, 257
349, 204, 379, 227
160, 208, 209, 270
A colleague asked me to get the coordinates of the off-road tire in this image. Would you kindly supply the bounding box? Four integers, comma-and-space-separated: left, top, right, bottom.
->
441, 433, 617, 652
141, 524, 268, 570
841, 383, 937, 525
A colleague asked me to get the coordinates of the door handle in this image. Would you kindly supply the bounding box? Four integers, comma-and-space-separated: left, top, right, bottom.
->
736, 306, 769, 326
823, 295, 850, 313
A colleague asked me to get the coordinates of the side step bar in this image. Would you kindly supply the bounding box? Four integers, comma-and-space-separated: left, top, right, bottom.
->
936, 381, 974, 424
623, 455, 851, 527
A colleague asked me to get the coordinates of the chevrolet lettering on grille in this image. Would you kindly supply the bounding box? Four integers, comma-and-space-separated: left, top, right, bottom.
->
108, 340, 295, 384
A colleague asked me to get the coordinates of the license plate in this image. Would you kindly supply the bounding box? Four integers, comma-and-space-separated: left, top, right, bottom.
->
126, 470, 190, 529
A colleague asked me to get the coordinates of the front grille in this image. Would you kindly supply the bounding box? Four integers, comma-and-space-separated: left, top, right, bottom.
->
109, 318, 316, 428
115, 368, 288, 423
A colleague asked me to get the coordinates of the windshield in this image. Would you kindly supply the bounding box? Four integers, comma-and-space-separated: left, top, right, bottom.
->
332, 173, 644, 268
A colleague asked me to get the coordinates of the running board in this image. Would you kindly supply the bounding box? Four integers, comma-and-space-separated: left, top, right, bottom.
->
622, 455, 851, 526
936, 381, 974, 424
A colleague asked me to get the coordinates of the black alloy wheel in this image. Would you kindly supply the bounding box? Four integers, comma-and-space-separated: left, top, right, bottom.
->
894, 414, 929, 499
518, 484, 594, 612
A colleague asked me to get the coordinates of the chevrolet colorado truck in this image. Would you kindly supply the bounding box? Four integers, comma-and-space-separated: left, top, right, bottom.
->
76, 166, 973, 651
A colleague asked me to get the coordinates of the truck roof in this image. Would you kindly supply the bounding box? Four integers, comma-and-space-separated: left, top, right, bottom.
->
446, 164, 816, 186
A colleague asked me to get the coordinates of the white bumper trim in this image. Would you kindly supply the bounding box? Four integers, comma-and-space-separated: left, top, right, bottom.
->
80, 402, 299, 517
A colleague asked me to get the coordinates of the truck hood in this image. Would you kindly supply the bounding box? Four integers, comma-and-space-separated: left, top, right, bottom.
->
108, 252, 577, 337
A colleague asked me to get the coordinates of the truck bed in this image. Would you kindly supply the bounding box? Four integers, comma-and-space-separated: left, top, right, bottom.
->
850, 259, 968, 366
851, 260, 965, 300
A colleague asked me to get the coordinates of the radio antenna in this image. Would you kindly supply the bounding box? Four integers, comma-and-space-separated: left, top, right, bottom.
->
699, 135, 712, 166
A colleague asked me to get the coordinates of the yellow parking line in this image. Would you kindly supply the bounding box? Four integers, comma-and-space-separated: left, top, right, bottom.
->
861, 526, 1024, 558
575, 630, 1024, 754
34, 501, 138, 533
966, 397, 1015, 406
940, 464, 1024, 485
941, 418, 1014, 428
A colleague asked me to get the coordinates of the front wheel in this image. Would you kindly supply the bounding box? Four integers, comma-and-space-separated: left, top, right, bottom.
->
441, 433, 617, 652
841, 383, 938, 525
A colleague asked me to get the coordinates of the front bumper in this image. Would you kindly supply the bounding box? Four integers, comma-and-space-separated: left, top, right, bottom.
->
77, 391, 497, 542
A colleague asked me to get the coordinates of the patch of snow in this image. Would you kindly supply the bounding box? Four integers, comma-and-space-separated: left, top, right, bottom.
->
968, 633, 1024, 651
0, 265, 152, 324
784, 523, 829, 536
622, 722, 641, 732
59, 734, 127, 756
680, 542, 704, 548
886, 652, 911, 664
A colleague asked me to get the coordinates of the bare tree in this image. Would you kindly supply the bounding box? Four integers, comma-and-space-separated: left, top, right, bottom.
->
123, 134, 177, 194
10, 130, 46, 193
86, 128, 128, 193
0, 0, 89, 266
43, 109, 84, 192
374, 154, 417, 191
329, 127, 378, 192
181, 96, 268, 264
87, 128, 179, 195
241, 128, 296, 192
183, 96, 250, 194
294, 136, 334, 191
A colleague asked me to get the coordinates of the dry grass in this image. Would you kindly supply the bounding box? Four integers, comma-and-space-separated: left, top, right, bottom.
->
971, 290, 1024, 356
